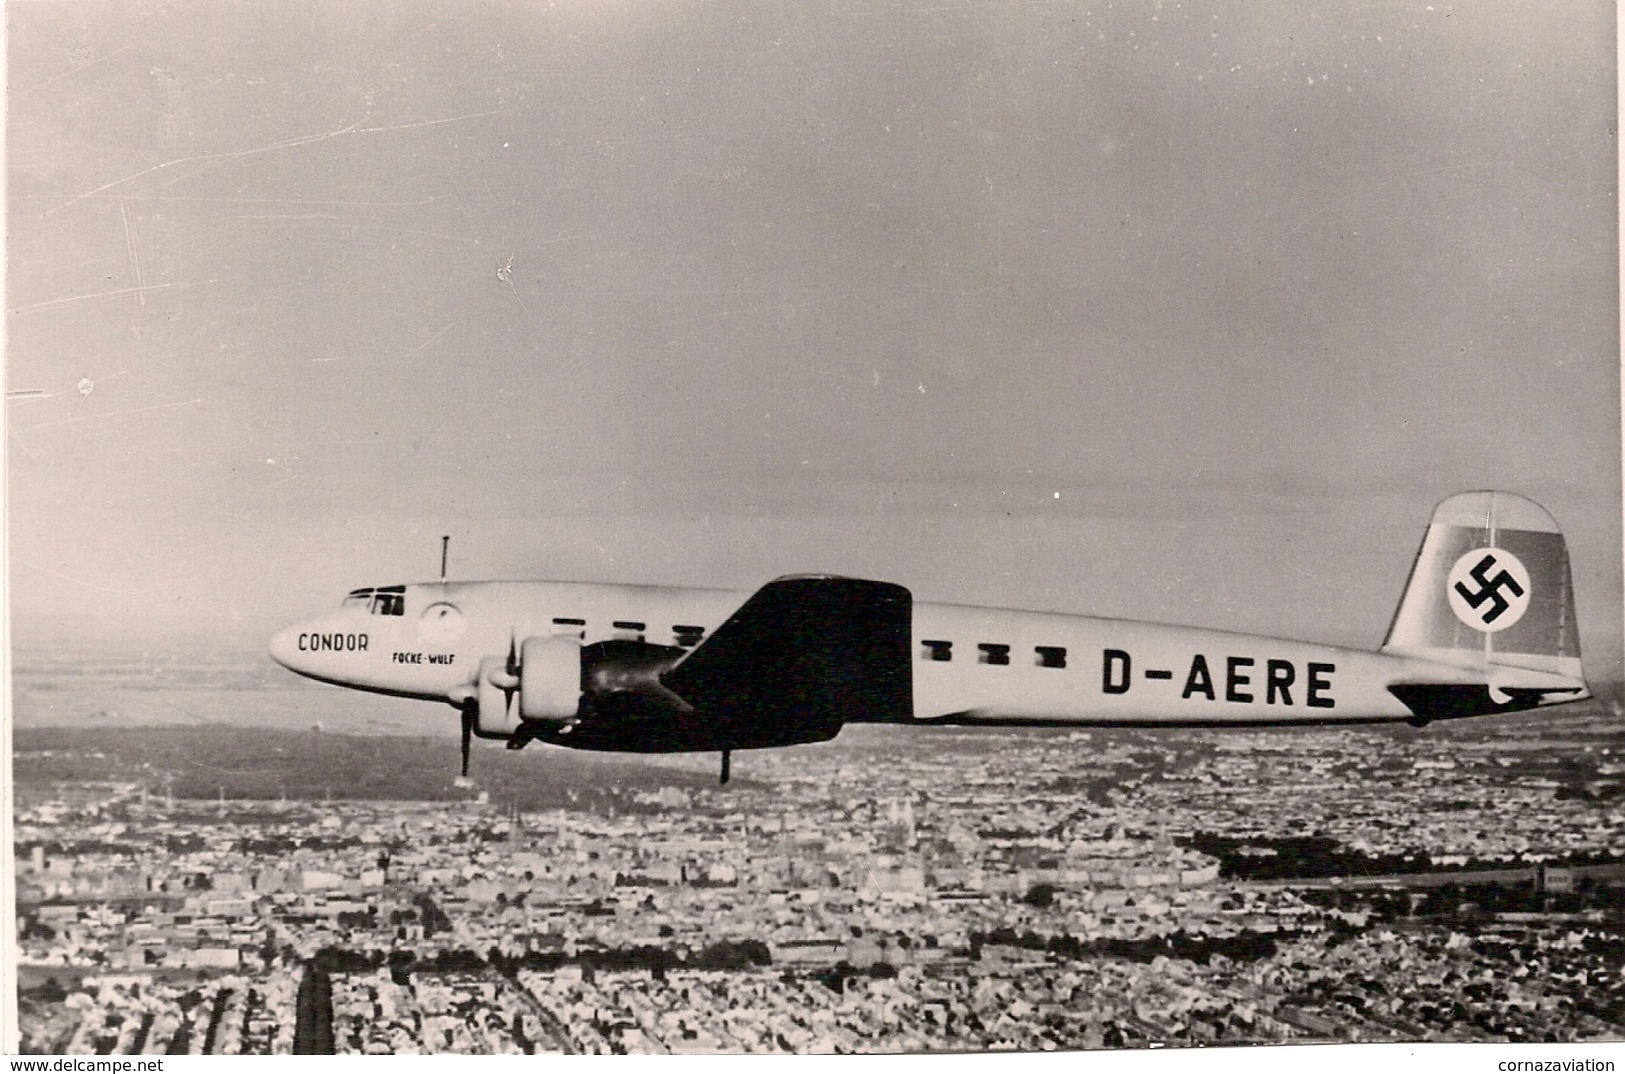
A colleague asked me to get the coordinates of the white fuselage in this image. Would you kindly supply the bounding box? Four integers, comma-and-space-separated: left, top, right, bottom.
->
270, 580, 1489, 727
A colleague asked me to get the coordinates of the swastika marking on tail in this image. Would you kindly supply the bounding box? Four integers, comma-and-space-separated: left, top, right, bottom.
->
1447, 548, 1531, 633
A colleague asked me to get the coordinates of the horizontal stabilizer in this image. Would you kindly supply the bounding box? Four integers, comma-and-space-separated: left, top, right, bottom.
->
1389, 680, 1587, 724
662, 576, 914, 749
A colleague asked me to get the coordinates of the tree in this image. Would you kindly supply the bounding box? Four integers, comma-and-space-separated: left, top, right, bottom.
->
1023, 883, 1057, 909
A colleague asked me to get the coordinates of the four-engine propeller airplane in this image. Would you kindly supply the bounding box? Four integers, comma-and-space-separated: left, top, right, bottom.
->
270, 491, 1590, 784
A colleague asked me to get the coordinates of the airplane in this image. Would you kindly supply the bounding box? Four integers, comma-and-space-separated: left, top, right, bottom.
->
269, 491, 1591, 784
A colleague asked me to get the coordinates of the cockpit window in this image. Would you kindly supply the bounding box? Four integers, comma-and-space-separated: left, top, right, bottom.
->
371, 585, 406, 616
342, 585, 406, 615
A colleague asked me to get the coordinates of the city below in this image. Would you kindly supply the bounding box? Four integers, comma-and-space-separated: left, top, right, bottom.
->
12, 690, 1625, 1054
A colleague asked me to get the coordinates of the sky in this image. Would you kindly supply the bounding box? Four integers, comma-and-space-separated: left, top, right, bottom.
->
6, 1, 1621, 680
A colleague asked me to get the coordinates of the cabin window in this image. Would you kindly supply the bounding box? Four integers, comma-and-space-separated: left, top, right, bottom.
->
922, 640, 953, 662
613, 620, 646, 641
673, 625, 706, 648
1036, 646, 1067, 669
552, 616, 586, 639
978, 643, 1011, 666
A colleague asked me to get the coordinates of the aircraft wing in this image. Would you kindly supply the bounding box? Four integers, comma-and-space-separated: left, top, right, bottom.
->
661, 575, 914, 747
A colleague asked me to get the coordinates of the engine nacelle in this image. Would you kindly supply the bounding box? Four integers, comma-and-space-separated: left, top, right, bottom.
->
473, 637, 584, 734
519, 635, 583, 722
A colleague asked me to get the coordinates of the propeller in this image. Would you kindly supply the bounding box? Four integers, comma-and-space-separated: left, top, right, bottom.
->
460, 705, 475, 778
463, 630, 520, 779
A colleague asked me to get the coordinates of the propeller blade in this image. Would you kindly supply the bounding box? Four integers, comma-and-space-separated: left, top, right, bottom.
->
460, 707, 474, 778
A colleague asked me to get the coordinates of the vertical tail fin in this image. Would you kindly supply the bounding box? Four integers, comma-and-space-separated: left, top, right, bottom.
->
1383, 492, 1585, 691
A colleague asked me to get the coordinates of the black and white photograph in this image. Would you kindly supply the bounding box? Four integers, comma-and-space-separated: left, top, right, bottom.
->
6, 0, 1622, 1059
